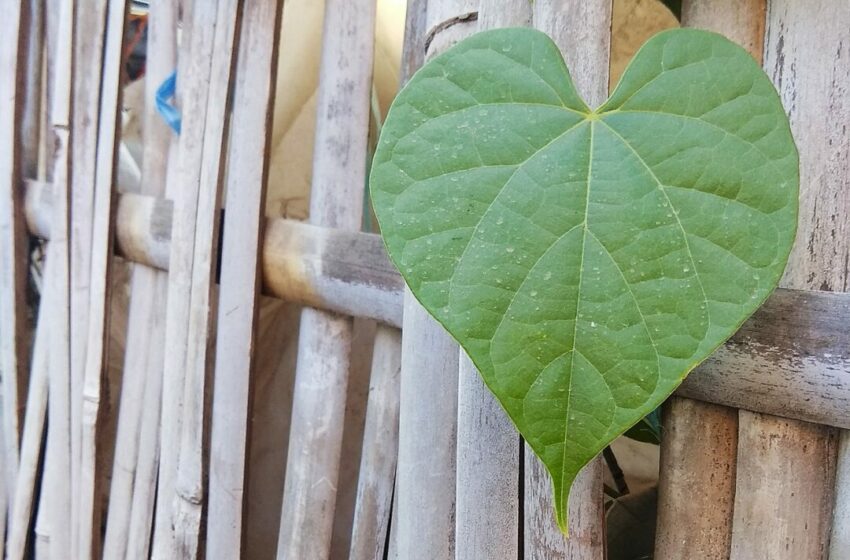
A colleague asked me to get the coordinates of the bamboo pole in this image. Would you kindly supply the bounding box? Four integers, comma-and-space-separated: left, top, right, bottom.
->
275, 1, 377, 558
202, 0, 285, 556
392, 1, 475, 558
102, 1, 177, 557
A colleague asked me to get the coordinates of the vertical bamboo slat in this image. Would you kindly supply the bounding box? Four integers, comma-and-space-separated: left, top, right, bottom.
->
0, 0, 32, 505
728, 1, 848, 558
654, 2, 764, 557
522, 2, 611, 558
452, 3, 527, 558
102, 2, 176, 558
152, 0, 242, 555
41, 0, 74, 558
76, 2, 128, 557
275, 1, 377, 558
203, 0, 284, 557
348, 326, 403, 560
393, 2, 476, 558
655, 398, 738, 558
69, 4, 109, 552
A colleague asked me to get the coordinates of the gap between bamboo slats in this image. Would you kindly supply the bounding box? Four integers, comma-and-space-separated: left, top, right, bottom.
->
276, 1, 377, 558
653, 2, 764, 557
521, 2, 611, 558
101, 2, 177, 558
203, 0, 283, 557
392, 2, 474, 558
727, 1, 848, 558
151, 0, 242, 556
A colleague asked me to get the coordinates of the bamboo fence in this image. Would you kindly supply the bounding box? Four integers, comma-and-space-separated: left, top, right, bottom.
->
0, 0, 848, 558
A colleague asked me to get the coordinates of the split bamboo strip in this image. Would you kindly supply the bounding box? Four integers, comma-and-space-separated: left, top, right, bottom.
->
729, 0, 848, 557
152, 0, 241, 555
7, 263, 50, 560
76, 1, 128, 557
170, 0, 246, 554
0, 0, 32, 503
40, 0, 75, 558
203, 0, 285, 556
69, 4, 109, 552
350, 4, 425, 556
654, 3, 764, 557
521, 2, 612, 557
102, 1, 177, 557
348, 325, 403, 560
276, 1, 377, 557
453, 2, 529, 558
393, 1, 476, 558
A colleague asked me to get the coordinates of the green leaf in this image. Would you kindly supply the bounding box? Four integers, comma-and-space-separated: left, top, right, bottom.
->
623, 408, 661, 445
370, 28, 797, 532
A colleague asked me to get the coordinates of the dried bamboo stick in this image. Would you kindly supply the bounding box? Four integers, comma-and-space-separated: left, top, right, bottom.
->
275, 1, 377, 558
102, 1, 177, 557
202, 0, 285, 556
348, 326, 403, 560
7, 259, 50, 560
0, 0, 33, 506
36, 0, 75, 558
76, 1, 128, 557
151, 0, 243, 556
69, 2, 109, 554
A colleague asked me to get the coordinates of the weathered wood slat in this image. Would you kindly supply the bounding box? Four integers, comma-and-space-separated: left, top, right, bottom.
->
204, 0, 283, 557
102, 2, 176, 557
151, 0, 241, 555
276, 1, 377, 557
0, 0, 32, 507
727, 1, 848, 558
654, 397, 738, 558
348, 325, 403, 560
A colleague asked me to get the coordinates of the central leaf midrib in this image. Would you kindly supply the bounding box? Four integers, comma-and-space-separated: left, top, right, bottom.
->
559, 120, 595, 513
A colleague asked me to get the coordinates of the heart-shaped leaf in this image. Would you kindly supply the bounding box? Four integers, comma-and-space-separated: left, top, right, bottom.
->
370, 28, 798, 531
